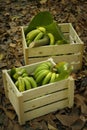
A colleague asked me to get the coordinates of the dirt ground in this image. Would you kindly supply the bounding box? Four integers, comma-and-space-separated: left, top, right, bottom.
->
0, 0, 87, 130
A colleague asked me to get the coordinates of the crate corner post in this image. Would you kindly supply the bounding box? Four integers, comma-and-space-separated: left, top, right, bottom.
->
17, 93, 25, 125
2, 70, 8, 98
21, 26, 29, 65
68, 77, 74, 108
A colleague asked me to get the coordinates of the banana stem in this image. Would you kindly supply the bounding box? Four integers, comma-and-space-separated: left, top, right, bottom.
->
29, 35, 49, 48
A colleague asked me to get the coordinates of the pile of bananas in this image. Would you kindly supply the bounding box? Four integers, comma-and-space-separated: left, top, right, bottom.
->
33, 61, 73, 86
10, 61, 72, 92
25, 26, 55, 47
25, 26, 69, 47
10, 67, 37, 92
33, 61, 59, 86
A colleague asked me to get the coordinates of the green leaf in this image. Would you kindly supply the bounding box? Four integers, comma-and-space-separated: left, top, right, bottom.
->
45, 22, 67, 41
10, 67, 16, 78
56, 71, 70, 81
24, 11, 53, 36
24, 11, 68, 43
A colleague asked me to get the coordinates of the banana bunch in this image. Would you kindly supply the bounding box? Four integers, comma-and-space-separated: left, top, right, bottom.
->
15, 76, 37, 92
26, 26, 47, 47
10, 61, 73, 92
10, 67, 28, 82
34, 61, 59, 86
10, 67, 37, 92
25, 26, 56, 47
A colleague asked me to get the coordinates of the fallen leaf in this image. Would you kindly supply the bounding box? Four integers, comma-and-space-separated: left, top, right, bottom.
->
71, 119, 85, 130
0, 62, 7, 68
40, 120, 48, 130
9, 43, 16, 48
6, 120, 14, 130
48, 123, 58, 130
0, 105, 16, 120
40, 0, 47, 4
75, 94, 87, 114
0, 53, 4, 60
30, 120, 43, 129
44, 114, 57, 128
56, 114, 79, 127
13, 123, 24, 130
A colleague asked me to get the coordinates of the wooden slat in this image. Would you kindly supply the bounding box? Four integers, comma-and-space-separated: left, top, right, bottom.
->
21, 26, 29, 64
22, 79, 68, 101
5, 72, 21, 96
7, 82, 20, 115
26, 53, 82, 70
24, 99, 69, 121
28, 53, 81, 63
24, 89, 68, 111
28, 44, 83, 57
58, 23, 70, 32
69, 24, 83, 44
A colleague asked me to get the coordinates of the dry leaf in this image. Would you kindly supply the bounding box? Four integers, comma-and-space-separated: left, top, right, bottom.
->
44, 114, 57, 128
9, 43, 16, 48
71, 119, 85, 130
40, 0, 47, 4
0, 105, 16, 120
75, 94, 87, 114
13, 123, 24, 130
56, 114, 79, 127
0, 53, 4, 60
48, 123, 58, 130
7, 120, 14, 130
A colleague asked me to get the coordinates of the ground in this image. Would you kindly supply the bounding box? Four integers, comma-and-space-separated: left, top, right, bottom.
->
0, 0, 87, 130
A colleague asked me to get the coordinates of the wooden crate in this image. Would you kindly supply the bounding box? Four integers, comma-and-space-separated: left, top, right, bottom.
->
21, 23, 84, 71
2, 59, 74, 125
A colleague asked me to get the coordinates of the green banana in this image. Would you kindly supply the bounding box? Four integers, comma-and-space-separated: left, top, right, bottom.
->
44, 61, 52, 69
50, 72, 56, 83
26, 29, 41, 42
34, 69, 47, 79
15, 80, 19, 88
37, 26, 46, 33
56, 39, 68, 45
23, 77, 31, 90
55, 73, 59, 79
22, 73, 28, 77
36, 70, 50, 84
25, 76, 37, 88
34, 62, 51, 76
12, 68, 28, 81
29, 35, 49, 48
26, 39, 31, 47
47, 33, 55, 45
34, 32, 44, 41
16, 68, 27, 76
42, 71, 52, 85
13, 72, 19, 81
18, 77, 25, 92
34, 66, 48, 77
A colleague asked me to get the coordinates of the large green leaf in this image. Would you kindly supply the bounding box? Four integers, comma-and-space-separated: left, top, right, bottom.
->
24, 11, 68, 42
45, 22, 65, 41
24, 11, 54, 35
